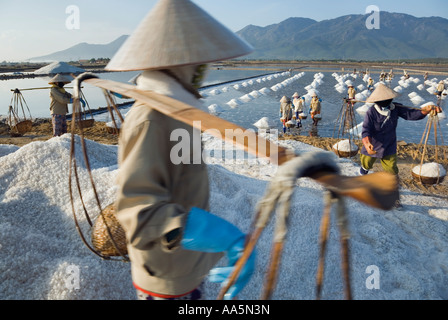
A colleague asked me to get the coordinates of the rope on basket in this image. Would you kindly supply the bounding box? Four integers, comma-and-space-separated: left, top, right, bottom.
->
69, 73, 129, 262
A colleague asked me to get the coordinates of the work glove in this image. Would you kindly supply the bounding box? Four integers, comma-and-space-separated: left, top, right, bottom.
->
181, 207, 255, 300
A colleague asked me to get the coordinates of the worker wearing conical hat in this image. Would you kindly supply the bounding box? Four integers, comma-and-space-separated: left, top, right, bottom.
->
367, 77, 374, 91
347, 82, 356, 100
436, 80, 445, 97
49, 74, 72, 137
360, 84, 441, 207
309, 92, 321, 126
292, 92, 305, 128
279, 96, 293, 133
108, 0, 255, 301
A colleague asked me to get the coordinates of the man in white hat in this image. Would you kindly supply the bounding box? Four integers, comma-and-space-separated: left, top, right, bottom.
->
360, 84, 441, 206
49, 74, 72, 137
107, 0, 255, 300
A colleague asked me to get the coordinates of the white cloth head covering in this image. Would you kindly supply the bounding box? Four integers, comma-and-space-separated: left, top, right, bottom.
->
366, 83, 399, 103
106, 0, 253, 71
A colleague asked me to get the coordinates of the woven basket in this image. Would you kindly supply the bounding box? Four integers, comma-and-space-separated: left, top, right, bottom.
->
11, 120, 32, 135
78, 119, 95, 129
411, 171, 445, 185
91, 204, 128, 257
299, 115, 307, 120
106, 126, 120, 135
333, 147, 358, 158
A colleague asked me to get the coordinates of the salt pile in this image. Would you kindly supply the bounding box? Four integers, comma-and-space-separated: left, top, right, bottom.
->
332, 139, 359, 153
208, 104, 224, 115
226, 98, 241, 108
356, 104, 373, 118
332, 139, 359, 158
1, 134, 448, 300
239, 94, 253, 103
33, 61, 85, 75
412, 162, 446, 178
253, 117, 276, 130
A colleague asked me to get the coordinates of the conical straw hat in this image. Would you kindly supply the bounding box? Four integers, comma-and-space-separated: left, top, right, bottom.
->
48, 74, 72, 84
366, 83, 399, 103
106, 0, 253, 71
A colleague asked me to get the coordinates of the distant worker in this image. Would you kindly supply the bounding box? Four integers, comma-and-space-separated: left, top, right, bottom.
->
309, 92, 322, 126
346, 82, 356, 108
367, 77, 374, 91
403, 70, 409, 79
436, 81, 445, 97
424, 72, 429, 81
280, 96, 293, 133
292, 92, 305, 128
347, 82, 356, 99
49, 74, 72, 137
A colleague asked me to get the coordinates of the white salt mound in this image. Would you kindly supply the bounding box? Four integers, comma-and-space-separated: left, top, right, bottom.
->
208, 104, 224, 114
253, 117, 276, 129
333, 139, 359, 152
412, 163, 446, 178
239, 94, 253, 103
1, 132, 448, 300
226, 99, 240, 108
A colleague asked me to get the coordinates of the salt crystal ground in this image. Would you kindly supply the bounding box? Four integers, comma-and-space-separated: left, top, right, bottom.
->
1, 133, 447, 300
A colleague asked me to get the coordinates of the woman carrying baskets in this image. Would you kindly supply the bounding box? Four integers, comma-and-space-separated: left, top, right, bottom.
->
360, 84, 441, 180
292, 92, 306, 128
108, 0, 256, 301
49, 74, 72, 137
279, 96, 293, 133
309, 92, 322, 126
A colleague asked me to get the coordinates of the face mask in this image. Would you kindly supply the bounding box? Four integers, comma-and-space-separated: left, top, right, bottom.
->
191, 64, 209, 89
376, 99, 393, 110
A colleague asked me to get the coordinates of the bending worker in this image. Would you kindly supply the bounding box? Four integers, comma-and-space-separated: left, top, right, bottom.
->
106, 0, 256, 301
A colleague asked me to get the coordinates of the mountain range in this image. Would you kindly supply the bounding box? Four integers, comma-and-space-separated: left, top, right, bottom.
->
29, 35, 128, 62
29, 12, 448, 62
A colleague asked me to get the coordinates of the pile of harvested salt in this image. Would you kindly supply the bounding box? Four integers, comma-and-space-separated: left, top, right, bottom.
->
412, 162, 446, 178
333, 139, 359, 152
253, 117, 276, 130
208, 104, 224, 115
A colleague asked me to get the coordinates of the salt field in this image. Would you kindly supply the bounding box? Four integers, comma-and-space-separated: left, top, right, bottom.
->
1, 67, 447, 145
1, 66, 448, 301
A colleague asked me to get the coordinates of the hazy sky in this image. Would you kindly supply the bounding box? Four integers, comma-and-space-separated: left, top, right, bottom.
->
1, 0, 447, 61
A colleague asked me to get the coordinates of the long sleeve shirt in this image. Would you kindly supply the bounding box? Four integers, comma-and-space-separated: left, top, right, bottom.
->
361, 102, 426, 158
